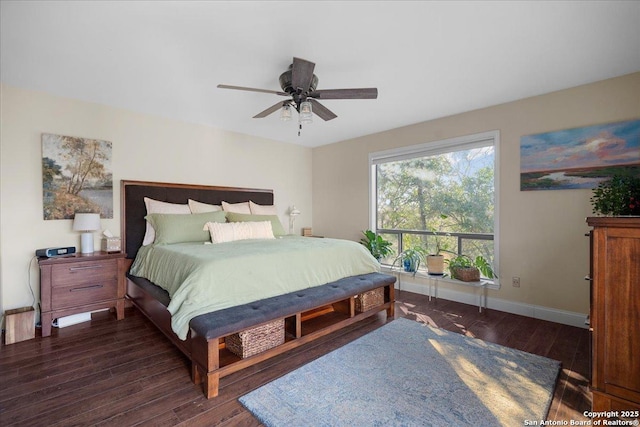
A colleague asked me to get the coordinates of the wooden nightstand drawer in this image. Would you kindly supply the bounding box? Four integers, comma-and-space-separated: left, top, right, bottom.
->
51, 259, 117, 287
51, 279, 118, 310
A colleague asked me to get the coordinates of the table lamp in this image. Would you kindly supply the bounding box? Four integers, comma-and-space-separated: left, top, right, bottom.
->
73, 213, 101, 253
289, 206, 301, 235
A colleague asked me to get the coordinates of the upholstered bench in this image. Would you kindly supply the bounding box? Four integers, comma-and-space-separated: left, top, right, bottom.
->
189, 272, 396, 340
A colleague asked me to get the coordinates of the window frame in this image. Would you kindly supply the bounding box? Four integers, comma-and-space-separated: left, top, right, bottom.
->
368, 130, 500, 288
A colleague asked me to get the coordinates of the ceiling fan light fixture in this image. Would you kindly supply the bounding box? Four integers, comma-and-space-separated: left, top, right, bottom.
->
280, 104, 292, 122
299, 100, 313, 124
217, 57, 378, 130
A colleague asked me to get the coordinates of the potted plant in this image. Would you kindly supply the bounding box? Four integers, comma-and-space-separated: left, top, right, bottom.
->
360, 230, 394, 261
426, 214, 450, 275
426, 252, 445, 276
446, 254, 496, 282
590, 174, 640, 216
392, 246, 426, 274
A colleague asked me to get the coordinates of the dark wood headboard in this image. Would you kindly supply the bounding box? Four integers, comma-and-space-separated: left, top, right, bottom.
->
120, 180, 274, 259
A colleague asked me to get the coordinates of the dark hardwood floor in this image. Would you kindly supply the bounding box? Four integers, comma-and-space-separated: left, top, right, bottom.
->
0, 290, 591, 426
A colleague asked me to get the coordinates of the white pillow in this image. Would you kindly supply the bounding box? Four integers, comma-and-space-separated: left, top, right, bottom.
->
203, 221, 274, 244
249, 201, 278, 215
142, 197, 190, 245
221, 201, 251, 214
188, 199, 222, 214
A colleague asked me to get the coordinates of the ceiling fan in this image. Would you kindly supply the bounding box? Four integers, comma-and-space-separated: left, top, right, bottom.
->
217, 57, 377, 132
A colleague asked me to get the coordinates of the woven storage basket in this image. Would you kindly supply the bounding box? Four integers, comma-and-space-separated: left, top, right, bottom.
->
452, 267, 480, 282
355, 287, 384, 312
225, 319, 285, 359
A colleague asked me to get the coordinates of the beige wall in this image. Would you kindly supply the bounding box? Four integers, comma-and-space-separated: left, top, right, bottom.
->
312, 72, 640, 316
2, 73, 638, 324
0, 84, 313, 316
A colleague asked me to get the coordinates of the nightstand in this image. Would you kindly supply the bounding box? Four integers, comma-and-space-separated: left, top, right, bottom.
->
38, 251, 126, 337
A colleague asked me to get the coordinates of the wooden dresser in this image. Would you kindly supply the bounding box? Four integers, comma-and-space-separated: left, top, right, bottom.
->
587, 217, 640, 414
39, 251, 126, 337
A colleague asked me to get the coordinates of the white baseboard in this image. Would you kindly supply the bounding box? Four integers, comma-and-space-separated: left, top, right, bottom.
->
396, 278, 589, 329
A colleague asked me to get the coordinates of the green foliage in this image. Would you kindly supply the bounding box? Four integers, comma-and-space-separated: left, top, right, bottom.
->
392, 246, 427, 274
473, 255, 496, 279
446, 254, 495, 279
427, 214, 452, 255
376, 146, 495, 261
590, 175, 640, 216
59, 136, 110, 196
360, 230, 394, 260
42, 157, 62, 190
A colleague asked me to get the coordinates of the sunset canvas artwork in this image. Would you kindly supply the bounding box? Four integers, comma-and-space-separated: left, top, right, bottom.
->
520, 119, 640, 191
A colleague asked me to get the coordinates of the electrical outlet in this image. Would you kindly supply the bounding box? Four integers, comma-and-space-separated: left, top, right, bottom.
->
512, 277, 521, 287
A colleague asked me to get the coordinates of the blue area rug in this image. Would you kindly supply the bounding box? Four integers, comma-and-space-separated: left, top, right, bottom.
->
239, 318, 561, 427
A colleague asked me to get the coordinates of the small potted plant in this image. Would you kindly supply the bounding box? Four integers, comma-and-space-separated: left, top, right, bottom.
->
426, 252, 445, 276
590, 174, 640, 216
446, 254, 496, 282
392, 246, 426, 274
426, 214, 450, 275
360, 230, 394, 261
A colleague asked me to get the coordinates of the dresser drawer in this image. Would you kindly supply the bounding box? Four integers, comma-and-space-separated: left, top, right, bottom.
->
51, 259, 117, 287
51, 279, 118, 310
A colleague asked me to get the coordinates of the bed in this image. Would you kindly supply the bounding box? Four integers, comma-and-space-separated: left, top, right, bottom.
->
121, 180, 396, 398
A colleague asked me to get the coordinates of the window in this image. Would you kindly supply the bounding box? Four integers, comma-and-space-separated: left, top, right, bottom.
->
369, 131, 499, 284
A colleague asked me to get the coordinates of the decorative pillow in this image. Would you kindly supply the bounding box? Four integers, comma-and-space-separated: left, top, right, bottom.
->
188, 199, 223, 214
249, 201, 278, 215
146, 211, 227, 245
204, 221, 275, 244
142, 197, 190, 245
221, 201, 251, 214
226, 212, 287, 237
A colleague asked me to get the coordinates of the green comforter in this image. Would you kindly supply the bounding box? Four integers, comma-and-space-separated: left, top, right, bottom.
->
129, 236, 380, 339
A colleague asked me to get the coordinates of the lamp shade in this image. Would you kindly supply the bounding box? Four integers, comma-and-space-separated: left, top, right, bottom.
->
280, 104, 292, 122
290, 206, 301, 216
73, 213, 101, 231
298, 101, 312, 124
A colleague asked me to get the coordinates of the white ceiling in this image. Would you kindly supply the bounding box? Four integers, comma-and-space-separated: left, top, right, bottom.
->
2, 1, 639, 148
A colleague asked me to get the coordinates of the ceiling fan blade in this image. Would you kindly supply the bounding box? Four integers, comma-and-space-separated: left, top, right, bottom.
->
253, 101, 286, 118
291, 57, 315, 93
309, 88, 378, 99
217, 84, 288, 97
309, 99, 337, 121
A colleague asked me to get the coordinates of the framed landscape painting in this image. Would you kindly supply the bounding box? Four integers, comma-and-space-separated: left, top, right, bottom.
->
520, 119, 640, 191
42, 133, 113, 220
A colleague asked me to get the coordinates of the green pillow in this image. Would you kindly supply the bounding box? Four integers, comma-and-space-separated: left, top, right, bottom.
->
226, 212, 287, 236
146, 211, 227, 245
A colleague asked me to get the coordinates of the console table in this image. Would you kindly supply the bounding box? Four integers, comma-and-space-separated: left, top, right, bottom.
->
390, 267, 488, 312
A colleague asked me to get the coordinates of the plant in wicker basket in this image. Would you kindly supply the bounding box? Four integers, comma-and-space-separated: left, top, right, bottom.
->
446, 254, 495, 282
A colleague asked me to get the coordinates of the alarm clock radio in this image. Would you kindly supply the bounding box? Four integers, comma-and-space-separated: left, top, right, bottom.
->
35, 247, 76, 257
